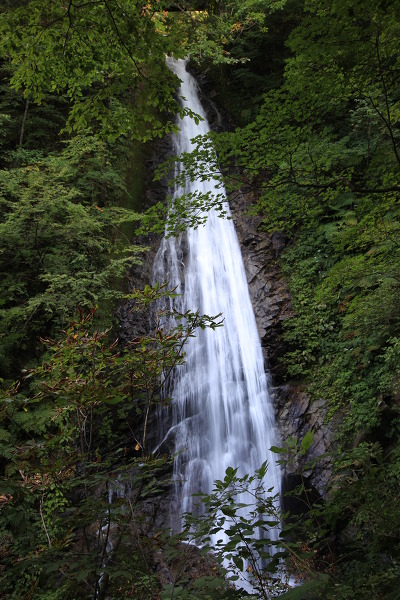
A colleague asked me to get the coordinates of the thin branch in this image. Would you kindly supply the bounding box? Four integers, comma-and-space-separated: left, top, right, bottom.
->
103, 0, 150, 82
39, 494, 52, 547
62, 0, 74, 55
19, 97, 30, 150
374, 30, 400, 172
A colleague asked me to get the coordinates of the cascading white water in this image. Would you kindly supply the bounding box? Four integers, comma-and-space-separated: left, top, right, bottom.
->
154, 58, 281, 557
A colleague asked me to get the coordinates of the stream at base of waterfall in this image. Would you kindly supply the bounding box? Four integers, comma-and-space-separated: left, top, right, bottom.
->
153, 58, 283, 590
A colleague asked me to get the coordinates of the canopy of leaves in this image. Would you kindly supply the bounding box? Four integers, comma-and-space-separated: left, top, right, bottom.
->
0, 134, 144, 377
0, 0, 186, 142
0, 299, 223, 599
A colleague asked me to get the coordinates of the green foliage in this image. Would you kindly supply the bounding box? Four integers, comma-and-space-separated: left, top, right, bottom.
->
0, 1, 270, 145
164, 0, 268, 68
317, 443, 400, 599
188, 446, 399, 600
281, 204, 400, 434
164, 0, 400, 236
259, 5, 400, 590
0, 134, 143, 377
181, 460, 343, 600
184, 464, 290, 598
0, 0, 183, 142
0, 298, 222, 599
0, 0, 285, 381
182, 0, 301, 123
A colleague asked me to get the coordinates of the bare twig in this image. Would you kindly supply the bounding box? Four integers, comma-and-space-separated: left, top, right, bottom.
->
39, 494, 52, 547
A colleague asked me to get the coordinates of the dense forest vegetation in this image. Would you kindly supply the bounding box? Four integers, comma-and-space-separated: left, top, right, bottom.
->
1, 0, 399, 598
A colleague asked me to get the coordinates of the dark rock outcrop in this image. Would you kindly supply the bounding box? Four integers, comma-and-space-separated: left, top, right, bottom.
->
228, 187, 334, 494
117, 133, 173, 344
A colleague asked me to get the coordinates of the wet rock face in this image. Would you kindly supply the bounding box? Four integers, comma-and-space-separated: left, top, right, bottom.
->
272, 386, 336, 495
117, 132, 173, 346
232, 209, 293, 380
227, 190, 292, 380
228, 190, 333, 495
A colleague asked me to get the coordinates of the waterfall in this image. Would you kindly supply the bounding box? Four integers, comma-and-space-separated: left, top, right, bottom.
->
153, 58, 281, 565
